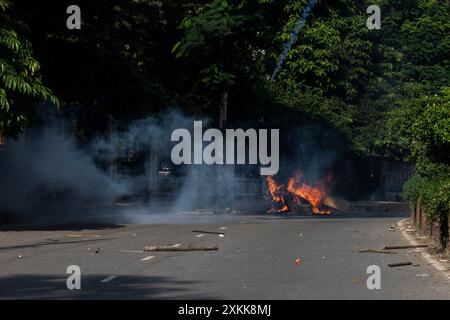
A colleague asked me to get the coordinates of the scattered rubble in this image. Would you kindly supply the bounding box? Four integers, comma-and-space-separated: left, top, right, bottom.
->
415, 273, 429, 277
406, 226, 416, 233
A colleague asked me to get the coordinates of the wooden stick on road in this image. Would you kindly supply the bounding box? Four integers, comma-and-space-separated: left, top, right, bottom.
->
192, 230, 225, 235
388, 261, 413, 267
383, 245, 428, 250
358, 248, 397, 254
144, 244, 218, 251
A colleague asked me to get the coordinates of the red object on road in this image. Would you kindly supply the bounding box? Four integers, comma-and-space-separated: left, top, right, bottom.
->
295, 258, 302, 265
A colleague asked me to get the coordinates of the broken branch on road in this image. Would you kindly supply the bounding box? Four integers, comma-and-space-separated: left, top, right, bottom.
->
384, 245, 428, 250
192, 230, 225, 235
388, 261, 413, 267
358, 248, 397, 254
144, 244, 218, 251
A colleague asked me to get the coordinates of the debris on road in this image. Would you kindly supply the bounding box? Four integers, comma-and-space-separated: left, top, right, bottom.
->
295, 258, 302, 265
415, 273, 429, 277
18, 255, 22, 259
219, 234, 225, 238
219, 227, 227, 230
359, 248, 397, 254
384, 245, 428, 250
100, 275, 117, 283
388, 261, 413, 267
406, 226, 416, 233
66, 234, 100, 238
141, 255, 155, 261
144, 244, 218, 251
95, 248, 100, 254
389, 226, 395, 231
193, 230, 225, 235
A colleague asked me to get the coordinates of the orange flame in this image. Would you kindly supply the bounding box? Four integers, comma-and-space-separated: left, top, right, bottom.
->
266, 176, 289, 212
267, 172, 331, 215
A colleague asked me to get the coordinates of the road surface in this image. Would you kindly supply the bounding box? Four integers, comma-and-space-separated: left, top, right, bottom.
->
0, 211, 449, 299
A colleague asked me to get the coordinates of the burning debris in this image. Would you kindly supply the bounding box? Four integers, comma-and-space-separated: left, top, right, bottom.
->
266, 175, 289, 213
266, 173, 332, 215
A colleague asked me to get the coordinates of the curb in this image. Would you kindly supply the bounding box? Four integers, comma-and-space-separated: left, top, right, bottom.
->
397, 219, 450, 280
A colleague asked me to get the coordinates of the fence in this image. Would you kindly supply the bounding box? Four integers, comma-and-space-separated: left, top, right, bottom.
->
411, 201, 450, 254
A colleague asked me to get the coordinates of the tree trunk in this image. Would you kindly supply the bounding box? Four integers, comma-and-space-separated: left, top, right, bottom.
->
216, 87, 230, 212
0, 130, 4, 148
219, 89, 228, 130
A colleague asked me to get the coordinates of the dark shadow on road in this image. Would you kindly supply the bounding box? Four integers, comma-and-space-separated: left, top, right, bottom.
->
0, 222, 124, 232
0, 238, 108, 252
0, 212, 410, 230
247, 211, 409, 221
0, 274, 217, 299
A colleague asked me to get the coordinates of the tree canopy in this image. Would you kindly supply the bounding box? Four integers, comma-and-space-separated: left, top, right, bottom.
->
0, 0, 58, 137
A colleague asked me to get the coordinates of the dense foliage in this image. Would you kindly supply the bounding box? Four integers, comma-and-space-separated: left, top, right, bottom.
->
401, 88, 449, 220
0, 0, 58, 137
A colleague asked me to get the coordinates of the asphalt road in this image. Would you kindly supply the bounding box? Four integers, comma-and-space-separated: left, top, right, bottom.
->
0, 211, 449, 299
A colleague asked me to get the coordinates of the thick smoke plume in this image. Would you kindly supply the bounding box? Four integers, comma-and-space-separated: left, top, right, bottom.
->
0, 109, 236, 223
0, 126, 128, 222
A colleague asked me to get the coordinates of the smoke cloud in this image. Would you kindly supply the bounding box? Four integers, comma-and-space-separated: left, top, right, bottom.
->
0, 109, 240, 224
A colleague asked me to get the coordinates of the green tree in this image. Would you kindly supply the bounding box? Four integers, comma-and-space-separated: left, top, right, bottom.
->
0, 0, 58, 137
401, 88, 449, 240
173, 0, 277, 127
